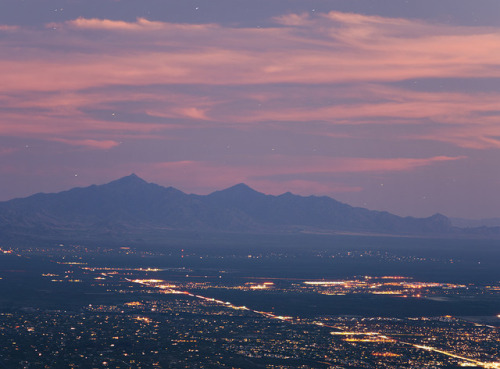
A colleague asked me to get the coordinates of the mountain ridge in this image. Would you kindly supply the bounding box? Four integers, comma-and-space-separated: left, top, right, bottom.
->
0, 174, 494, 242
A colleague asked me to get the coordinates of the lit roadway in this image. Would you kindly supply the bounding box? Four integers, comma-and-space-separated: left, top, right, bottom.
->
127, 278, 500, 369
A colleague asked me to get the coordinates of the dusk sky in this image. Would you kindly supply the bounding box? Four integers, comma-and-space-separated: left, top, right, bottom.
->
1, 0, 500, 219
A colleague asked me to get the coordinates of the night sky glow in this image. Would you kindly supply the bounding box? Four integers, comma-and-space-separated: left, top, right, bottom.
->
1, 0, 500, 219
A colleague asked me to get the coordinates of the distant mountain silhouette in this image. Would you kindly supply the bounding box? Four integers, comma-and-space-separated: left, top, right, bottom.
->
0, 174, 492, 242
450, 217, 500, 228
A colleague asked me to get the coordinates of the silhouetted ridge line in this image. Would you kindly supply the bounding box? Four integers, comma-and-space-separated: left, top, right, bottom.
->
0, 175, 495, 242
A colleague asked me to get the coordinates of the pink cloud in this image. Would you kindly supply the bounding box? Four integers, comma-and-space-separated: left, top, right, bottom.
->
63, 17, 168, 31
51, 138, 121, 149
223, 87, 499, 123
0, 25, 19, 31
0, 11, 499, 153
1, 13, 500, 93
63, 17, 218, 33
274, 13, 312, 27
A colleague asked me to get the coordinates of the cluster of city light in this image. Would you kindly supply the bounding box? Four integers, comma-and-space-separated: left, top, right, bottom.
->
134, 316, 152, 324
83, 267, 164, 272
127, 279, 185, 294
373, 352, 402, 357
124, 301, 143, 307
125, 276, 499, 369
57, 262, 87, 265
302, 277, 468, 299
409, 344, 500, 368
304, 281, 345, 286
247, 282, 274, 290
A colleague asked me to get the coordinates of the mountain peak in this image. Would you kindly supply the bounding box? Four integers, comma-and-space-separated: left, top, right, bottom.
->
227, 183, 254, 191
108, 173, 148, 186
218, 183, 263, 195
208, 183, 265, 200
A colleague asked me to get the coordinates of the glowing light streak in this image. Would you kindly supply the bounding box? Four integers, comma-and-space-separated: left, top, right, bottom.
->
125, 277, 499, 368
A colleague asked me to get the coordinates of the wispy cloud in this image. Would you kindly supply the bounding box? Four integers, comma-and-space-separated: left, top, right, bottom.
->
62, 17, 168, 31
0, 10, 497, 204
51, 138, 121, 149
2, 13, 500, 91
0, 25, 19, 31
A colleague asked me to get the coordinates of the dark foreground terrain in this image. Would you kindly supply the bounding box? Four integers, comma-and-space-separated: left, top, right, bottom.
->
0, 234, 499, 368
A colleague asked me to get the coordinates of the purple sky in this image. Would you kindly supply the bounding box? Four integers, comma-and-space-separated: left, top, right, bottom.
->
1, 0, 500, 219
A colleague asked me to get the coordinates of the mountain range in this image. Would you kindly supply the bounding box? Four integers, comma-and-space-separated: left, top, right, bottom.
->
0, 174, 496, 243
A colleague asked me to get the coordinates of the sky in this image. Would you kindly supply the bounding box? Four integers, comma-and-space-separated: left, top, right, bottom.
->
1, 0, 500, 219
